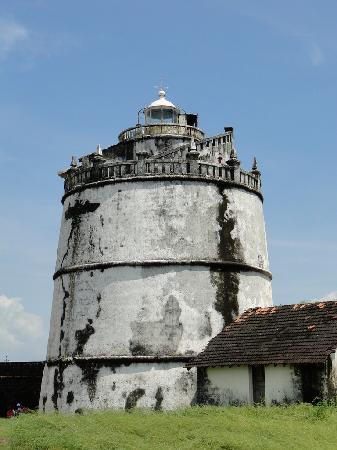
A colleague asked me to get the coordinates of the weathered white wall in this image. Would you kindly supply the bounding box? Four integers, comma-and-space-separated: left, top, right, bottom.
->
265, 365, 301, 405
327, 351, 337, 397
237, 272, 272, 313
199, 364, 302, 406
48, 179, 271, 362
40, 362, 197, 412
201, 366, 252, 405
47, 267, 272, 360
56, 181, 269, 271
42, 177, 272, 411
222, 189, 269, 271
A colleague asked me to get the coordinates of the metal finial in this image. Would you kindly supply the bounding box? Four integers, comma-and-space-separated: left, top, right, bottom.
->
96, 144, 102, 155
158, 88, 166, 98
155, 78, 168, 99
252, 156, 258, 171
71, 156, 77, 168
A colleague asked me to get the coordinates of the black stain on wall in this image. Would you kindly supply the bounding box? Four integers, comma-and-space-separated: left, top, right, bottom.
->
154, 387, 164, 411
98, 237, 104, 256
61, 199, 100, 268
129, 295, 183, 356
72, 360, 101, 403
88, 226, 95, 252
217, 190, 243, 262
199, 311, 212, 338
96, 293, 102, 319
210, 188, 242, 326
81, 364, 99, 402
125, 388, 145, 410
42, 395, 47, 412
66, 391, 74, 405
58, 274, 76, 357
129, 344, 147, 356
196, 367, 219, 405
51, 365, 65, 411
210, 270, 239, 325
59, 276, 70, 357
65, 200, 100, 221
74, 319, 95, 355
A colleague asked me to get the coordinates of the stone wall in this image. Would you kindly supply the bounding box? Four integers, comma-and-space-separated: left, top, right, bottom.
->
42, 172, 271, 411
40, 360, 196, 412
0, 362, 44, 416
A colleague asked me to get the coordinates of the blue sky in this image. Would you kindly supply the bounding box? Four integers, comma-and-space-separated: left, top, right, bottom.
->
0, 0, 336, 361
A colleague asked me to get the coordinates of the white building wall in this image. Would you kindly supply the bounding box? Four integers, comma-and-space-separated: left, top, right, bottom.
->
265, 365, 301, 405
202, 366, 252, 405
327, 350, 337, 397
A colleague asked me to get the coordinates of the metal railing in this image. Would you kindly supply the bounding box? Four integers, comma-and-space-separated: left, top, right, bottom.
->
118, 124, 204, 142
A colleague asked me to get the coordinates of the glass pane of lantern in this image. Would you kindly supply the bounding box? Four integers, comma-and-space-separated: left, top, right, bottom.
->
162, 109, 173, 123
151, 109, 162, 122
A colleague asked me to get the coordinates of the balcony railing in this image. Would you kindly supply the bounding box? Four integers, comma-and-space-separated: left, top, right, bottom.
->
64, 160, 261, 195
118, 124, 204, 143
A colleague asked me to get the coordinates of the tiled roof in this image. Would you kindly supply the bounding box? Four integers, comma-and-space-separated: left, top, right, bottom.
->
187, 301, 337, 368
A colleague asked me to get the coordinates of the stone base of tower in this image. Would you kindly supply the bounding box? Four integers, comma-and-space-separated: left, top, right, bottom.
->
39, 358, 196, 412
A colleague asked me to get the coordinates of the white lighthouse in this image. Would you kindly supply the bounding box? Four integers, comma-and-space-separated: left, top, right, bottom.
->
40, 90, 272, 411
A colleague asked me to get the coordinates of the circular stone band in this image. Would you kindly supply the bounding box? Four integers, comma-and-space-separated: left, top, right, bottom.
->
53, 259, 272, 281
61, 174, 263, 203
46, 355, 192, 366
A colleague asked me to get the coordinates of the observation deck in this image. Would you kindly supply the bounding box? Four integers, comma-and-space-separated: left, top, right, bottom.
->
62, 158, 262, 200
118, 124, 205, 143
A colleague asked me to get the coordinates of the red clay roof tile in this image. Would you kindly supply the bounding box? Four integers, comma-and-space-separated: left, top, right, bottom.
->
187, 301, 337, 368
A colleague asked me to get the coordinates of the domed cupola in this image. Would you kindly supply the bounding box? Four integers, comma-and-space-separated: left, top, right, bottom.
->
144, 89, 179, 124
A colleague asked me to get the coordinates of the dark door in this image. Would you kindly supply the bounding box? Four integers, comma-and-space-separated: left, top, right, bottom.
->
252, 365, 265, 404
301, 364, 324, 404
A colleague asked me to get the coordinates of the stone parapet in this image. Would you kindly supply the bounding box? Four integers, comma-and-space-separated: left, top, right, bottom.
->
63, 160, 261, 195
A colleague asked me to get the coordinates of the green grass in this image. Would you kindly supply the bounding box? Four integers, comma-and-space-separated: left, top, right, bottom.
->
1, 404, 337, 449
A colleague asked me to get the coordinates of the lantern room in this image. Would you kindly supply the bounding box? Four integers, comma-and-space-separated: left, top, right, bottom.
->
144, 89, 179, 125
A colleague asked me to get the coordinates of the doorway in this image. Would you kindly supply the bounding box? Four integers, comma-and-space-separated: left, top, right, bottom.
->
252, 365, 265, 404
300, 364, 324, 404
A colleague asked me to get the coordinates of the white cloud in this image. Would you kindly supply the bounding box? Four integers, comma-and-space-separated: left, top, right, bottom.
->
0, 17, 78, 65
0, 295, 44, 358
307, 42, 324, 66
0, 19, 28, 58
323, 291, 337, 300
303, 290, 337, 304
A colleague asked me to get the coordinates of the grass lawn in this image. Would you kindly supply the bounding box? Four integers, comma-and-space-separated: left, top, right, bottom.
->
0, 404, 337, 449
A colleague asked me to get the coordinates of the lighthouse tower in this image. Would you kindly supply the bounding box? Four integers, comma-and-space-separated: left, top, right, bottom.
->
40, 90, 272, 411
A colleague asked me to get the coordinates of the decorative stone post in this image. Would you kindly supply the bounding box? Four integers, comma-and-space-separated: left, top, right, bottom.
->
226, 147, 240, 182
250, 156, 261, 190
186, 144, 200, 175
136, 149, 149, 175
